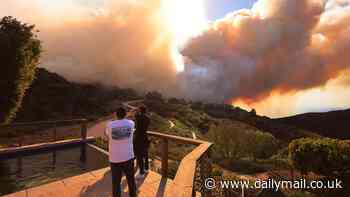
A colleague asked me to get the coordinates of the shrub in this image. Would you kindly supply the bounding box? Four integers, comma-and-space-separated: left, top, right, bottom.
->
207, 121, 279, 161
289, 138, 350, 176
252, 131, 279, 159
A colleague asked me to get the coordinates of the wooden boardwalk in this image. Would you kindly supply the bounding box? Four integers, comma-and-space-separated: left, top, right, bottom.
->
1, 104, 212, 197
4, 167, 175, 197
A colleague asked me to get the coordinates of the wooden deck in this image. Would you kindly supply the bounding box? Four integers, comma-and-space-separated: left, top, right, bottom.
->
4, 167, 175, 197
1, 114, 212, 197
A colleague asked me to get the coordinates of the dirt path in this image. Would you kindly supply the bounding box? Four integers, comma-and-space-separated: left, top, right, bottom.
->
87, 119, 109, 139
168, 120, 175, 129
192, 132, 197, 140
87, 99, 197, 140
87, 100, 143, 139
168, 120, 197, 139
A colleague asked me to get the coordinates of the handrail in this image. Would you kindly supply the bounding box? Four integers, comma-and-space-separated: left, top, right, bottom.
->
147, 131, 213, 197
0, 119, 87, 128
1, 113, 212, 196
171, 142, 212, 196
0, 119, 89, 146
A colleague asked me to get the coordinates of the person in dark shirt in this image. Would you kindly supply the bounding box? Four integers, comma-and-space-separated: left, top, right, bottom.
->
133, 105, 151, 175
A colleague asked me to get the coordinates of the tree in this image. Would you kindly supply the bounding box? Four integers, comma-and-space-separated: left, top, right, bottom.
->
251, 131, 278, 159
250, 108, 257, 116
206, 121, 278, 162
0, 16, 42, 124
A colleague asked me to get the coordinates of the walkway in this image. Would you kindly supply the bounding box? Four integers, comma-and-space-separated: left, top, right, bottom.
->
87, 100, 143, 139
4, 168, 174, 197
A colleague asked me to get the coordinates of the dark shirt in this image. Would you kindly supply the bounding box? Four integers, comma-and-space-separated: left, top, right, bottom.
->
134, 113, 150, 154
135, 113, 150, 138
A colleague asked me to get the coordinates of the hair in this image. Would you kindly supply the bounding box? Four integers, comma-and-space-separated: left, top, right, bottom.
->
139, 105, 147, 114
116, 107, 127, 119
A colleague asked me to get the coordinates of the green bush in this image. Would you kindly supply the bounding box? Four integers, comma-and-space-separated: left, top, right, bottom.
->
289, 138, 350, 176
207, 121, 279, 161
252, 131, 279, 159
0, 16, 42, 123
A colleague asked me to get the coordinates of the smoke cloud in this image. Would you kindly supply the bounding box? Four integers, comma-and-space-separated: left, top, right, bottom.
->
0, 0, 179, 95
181, 0, 350, 105
2, 0, 350, 117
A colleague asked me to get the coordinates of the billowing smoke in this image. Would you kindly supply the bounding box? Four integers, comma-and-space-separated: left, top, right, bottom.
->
2, 0, 350, 116
181, 0, 350, 105
0, 0, 179, 95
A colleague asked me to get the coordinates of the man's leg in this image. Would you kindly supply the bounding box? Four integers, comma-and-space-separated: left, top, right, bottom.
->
136, 154, 145, 174
123, 159, 137, 197
144, 151, 149, 171
110, 163, 122, 197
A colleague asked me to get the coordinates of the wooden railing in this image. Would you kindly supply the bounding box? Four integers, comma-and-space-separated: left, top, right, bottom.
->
0, 119, 88, 147
121, 100, 214, 195
148, 131, 213, 197
1, 118, 213, 196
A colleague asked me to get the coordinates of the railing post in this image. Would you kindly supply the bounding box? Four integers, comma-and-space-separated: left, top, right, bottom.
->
17, 157, 22, 176
80, 144, 87, 163
53, 122, 57, 142
19, 135, 23, 147
17, 128, 23, 147
81, 120, 87, 141
161, 138, 168, 177
52, 151, 57, 170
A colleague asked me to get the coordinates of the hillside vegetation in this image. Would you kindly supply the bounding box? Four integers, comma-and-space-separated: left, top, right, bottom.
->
15, 68, 140, 122
276, 109, 350, 139
192, 102, 321, 141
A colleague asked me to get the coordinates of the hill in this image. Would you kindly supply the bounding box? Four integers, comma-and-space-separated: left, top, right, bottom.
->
275, 109, 350, 139
191, 102, 320, 142
15, 68, 140, 122
14, 68, 321, 143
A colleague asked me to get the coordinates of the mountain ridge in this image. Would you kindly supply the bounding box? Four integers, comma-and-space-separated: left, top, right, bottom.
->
275, 109, 350, 139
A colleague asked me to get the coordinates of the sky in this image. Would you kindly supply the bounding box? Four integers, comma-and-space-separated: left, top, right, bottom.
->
206, 0, 256, 20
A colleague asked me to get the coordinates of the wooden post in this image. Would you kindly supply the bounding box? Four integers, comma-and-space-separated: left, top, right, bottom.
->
81, 120, 87, 141
19, 133, 23, 147
53, 123, 57, 142
17, 157, 23, 177
80, 144, 87, 163
52, 151, 57, 170
161, 138, 168, 177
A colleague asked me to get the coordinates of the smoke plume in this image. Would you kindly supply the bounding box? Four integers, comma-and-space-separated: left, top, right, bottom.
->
0, 0, 179, 95
2, 0, 350, 116
181, 0, 350, 105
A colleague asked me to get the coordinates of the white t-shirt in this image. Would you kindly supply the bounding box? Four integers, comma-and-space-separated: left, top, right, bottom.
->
105, 119, 135, 163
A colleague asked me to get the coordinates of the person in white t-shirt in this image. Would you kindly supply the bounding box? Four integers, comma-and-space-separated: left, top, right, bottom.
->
105, 107, 136, 197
